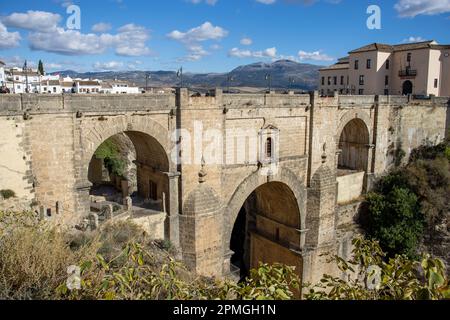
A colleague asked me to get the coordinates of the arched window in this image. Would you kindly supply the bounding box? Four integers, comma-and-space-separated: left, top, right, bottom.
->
266, 137, 273, 159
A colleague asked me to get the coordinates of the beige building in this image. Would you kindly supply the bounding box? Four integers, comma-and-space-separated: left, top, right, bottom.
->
320, 40, 450, 97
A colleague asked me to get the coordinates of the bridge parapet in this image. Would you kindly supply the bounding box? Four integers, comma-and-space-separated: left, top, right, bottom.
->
0, 93, 176, 115
222, 92, 311, 108
338, 95, 377, 108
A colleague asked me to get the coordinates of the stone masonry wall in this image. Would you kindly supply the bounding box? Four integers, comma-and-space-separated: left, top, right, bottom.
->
0, 92, 448, 281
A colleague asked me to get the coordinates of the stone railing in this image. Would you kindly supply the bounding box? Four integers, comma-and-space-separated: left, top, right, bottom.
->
0, 91, 448, 114
0, 93, 176, 114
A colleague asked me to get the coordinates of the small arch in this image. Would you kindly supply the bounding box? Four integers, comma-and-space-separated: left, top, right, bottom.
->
402, 80, 413, 95
338, 118, 370, 172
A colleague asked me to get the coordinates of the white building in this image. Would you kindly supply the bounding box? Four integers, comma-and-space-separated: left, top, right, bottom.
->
40, 80, 62, 94
74, 79, 102, 94
5, 67, 41, 94
1, 64, 143, 95
0, 61, 5, 87
101, 80, 140, 94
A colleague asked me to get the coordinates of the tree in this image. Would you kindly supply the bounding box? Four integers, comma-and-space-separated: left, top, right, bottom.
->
38, 60, 45, 76
365, 186, 424, 258
305, 238, 450, 300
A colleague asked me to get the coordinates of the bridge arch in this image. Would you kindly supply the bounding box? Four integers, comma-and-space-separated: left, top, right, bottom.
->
336, 111, 373, 173
76, 116, 175, 218
224, 167, 306, 280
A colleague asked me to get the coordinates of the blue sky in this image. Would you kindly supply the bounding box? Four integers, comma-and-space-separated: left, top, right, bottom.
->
1, 0, 449, 73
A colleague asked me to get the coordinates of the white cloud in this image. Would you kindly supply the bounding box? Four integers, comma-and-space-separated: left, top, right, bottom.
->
167, 21, 228, 43
2, 10, 61, 32
395, 0, 450, 17
256, 0, 342, 5
229, 47, 277, 59
0, 22, 21, 49
28, 23, 151, 57
93, 61, 124, 71
256, 0, 276, 4
92, 22, 112, 33
2, 56, 30, 67
240, 37, 253, 46
168, 22, 227, 61
114, 24, 152, 56
1, 10, 151, 57
403, 36, 426, 43
188, 0, 218, 5
29, 29, 109, 55
297, 50, 334, 61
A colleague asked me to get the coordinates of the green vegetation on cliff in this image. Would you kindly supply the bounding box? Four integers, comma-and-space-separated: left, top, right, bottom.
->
363, 139, 450, 259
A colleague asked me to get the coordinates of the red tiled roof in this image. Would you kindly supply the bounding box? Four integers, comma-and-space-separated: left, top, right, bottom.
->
348, 40, 444, 54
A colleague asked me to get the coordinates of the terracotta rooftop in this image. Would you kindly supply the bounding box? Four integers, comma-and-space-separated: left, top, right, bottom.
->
62, 82, 74, 88
76, 80, 101, 86
319, 56, 350, 71
348, 40, 446, 54
319, 63, 349, 71
42, 80, 61, 86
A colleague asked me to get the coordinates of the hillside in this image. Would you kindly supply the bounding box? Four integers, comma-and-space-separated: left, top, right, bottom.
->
52, 60, 322, 91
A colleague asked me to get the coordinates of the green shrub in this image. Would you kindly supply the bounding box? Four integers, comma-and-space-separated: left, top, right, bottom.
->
94, 139, 125, 176
0, 189, 16, 199
305, 238, 449, 300
365, 186, 424, 259
57, 242, 300, 300
364, 140, 450, 259
445, 147, 450, 162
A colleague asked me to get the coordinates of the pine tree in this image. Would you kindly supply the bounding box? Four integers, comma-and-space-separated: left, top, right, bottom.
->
38, 60, 44, 76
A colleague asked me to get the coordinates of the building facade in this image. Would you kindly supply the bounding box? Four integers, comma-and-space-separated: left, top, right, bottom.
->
320, 40, 450, 97
0, 61, 5, 87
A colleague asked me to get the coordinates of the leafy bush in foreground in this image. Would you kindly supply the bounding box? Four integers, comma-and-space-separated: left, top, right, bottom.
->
306, 238, 449, 300
0, 212, 300, 300
57, 242, 300, 300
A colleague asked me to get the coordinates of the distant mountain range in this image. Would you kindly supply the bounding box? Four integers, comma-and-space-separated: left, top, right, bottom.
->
51, 60, 322, 91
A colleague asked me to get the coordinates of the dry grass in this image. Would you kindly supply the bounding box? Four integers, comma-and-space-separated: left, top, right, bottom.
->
0, 213, 144, 300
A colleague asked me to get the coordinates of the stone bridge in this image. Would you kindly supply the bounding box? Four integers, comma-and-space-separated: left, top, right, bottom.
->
0, 90, 448, 285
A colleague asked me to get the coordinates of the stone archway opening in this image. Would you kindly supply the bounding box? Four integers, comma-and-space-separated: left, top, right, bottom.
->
229, 182, 303, 282
402, 80, 413, 95
338, 118, 370, 174
88, 131, 170, 219
337, 118, 370, 203
88, 133, 137, 204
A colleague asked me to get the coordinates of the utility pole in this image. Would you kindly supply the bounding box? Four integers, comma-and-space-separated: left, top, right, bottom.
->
289, 77, 295, 90
227, 75, 234, 93
177, 67, 183, 88
12, 68, 15, 94
265, 73, 272, 92
23, 60, 29, 93
145, 72, 150, 91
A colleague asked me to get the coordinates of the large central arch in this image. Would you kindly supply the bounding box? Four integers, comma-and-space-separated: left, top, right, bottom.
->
224, 168, 306, 281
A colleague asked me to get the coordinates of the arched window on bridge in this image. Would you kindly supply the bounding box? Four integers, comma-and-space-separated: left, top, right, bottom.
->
265, 137, 273, 159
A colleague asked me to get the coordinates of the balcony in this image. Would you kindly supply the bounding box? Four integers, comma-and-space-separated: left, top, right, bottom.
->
398, 69, 417, 77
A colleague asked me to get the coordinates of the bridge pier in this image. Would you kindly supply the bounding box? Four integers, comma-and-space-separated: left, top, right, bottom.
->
165, 171, 181, 252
